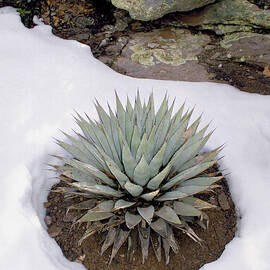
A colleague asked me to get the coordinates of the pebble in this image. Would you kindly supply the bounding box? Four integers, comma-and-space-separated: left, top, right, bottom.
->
45, 216, 52, 226
48, 225, 62, 238
218, 192, 230, 210
43, 202, 52, 208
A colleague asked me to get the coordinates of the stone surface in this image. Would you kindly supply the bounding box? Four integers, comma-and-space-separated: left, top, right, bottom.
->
109, 28, 211, 81
218, 192, 230, 211
111, 0, 216, 21
48, 224, 62, 238
171, 0, 270, 34
220, 33, 270, 66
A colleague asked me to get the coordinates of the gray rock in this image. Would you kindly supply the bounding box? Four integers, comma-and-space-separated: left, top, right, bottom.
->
173, 0, 270, 34
111, 0, 216, 21
218, 192, 230, 211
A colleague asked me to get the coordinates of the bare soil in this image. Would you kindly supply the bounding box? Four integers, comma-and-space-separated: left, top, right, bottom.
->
45, 165, 237, 270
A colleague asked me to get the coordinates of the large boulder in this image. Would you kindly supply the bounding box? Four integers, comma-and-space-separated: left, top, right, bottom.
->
111, 0, 216, 21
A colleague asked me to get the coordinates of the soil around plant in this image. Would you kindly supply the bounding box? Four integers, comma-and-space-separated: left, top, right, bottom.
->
45, 165, 237, 270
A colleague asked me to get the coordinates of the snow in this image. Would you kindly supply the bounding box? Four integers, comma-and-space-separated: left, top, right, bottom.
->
1, 7, 270, 270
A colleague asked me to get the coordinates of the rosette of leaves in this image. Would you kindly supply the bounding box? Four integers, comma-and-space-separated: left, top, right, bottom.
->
52, 93, 223, 264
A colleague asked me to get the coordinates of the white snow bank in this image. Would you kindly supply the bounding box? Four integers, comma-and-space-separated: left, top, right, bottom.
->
0, 7, 270, 270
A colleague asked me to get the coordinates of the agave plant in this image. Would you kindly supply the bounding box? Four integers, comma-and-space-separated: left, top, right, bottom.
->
52, 92, 223, 264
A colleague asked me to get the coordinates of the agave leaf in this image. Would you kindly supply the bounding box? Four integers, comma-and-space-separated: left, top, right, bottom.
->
124, 182, 143, 197
149, 143, 167, 178
90, 200, 114, 212
183, 124, 209, 149
155, 206, 182, 225
101, 125, 123, 169
155, 95, 168, 128
169, 102, 185, 131
60, 158, 117, 188
71, 181, 95, 190
95, 101, 112, 137
78, 211, 114, 223
135, 92, 144, 136
147, 165, 171, 191
137, 205, 154, 224
158, 182, 218, 201
181, 197, 217, 210
125, 112, 134, 146
116, 124, 127, 155
150, 218, 169, 239
167, 225, 179, 254
115, 92, 126, 138
131, 125, 140, 156
125, 212, 142, 229
154, 108, 172, 154
126, 96, 134, 119
145, 93, 155, 137
161, 160, 217, 191
101, 227, 117, 255
162, 237, 170, 265
140, 103, 151, 137
53, 187, 97, 198
178, 220, 202, 243
97, 147, 128, 187
171, 133, 212, 173
113, 200, 136, 211
59, 167, 97, 185
180, 146, 222, 171
151, 233, 162, 262
89, 120, 114, 159
140, 189, 160, 201
135, 133, 148, 162
122, 143, 136, 179
78, 222, 106, 245
108, 105, 122, 158
180, 176, 223, 187
138, 225, 150, 264
181, 115, 201, 141
144, 125, 156, 162
55, 139, 93, 166
127, 230, 138, 262
74, 133, 109, 171
173, 201, 202, 217
155, 190, 186, 201
109, 228, 130, 264
133, 156, 150, 186
74, 114, 101, 147
168, 107, 191, 136
103, 216, 125, 231
78, 184, 123, 198
162, 118, 189, 165
68, 199, 96, 211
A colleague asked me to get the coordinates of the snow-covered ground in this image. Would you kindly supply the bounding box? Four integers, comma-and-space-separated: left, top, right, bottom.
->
1, 7, 270, 270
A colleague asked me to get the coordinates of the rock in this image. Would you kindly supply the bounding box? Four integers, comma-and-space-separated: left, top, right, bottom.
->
111, 0, 216, 21
48, 224, 62, 238
218, 192, 230, 211
43, 201, 52, 208
220, 33, 270, 67
44, 216, 52, 226
174, 0, 270, 35
107, 28, 211, 81
264, 66, 270, 77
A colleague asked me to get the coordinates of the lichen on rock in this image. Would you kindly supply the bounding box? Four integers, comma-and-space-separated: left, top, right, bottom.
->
129, 28, 210, 66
